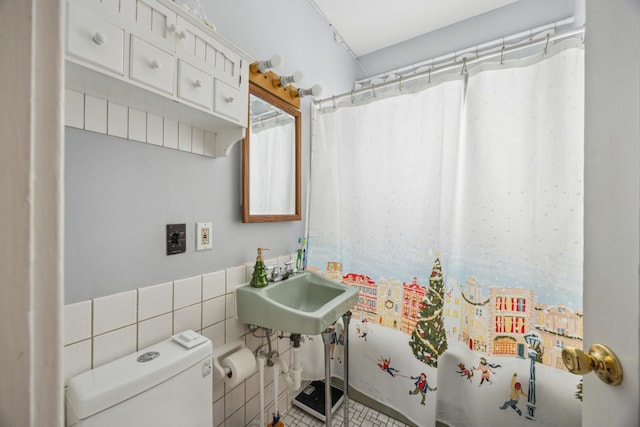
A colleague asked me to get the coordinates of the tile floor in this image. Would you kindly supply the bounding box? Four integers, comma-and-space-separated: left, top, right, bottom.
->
282, 399, 411, 427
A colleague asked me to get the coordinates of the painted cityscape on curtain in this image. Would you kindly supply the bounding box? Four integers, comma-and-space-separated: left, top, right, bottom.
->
307, 257, 583, 372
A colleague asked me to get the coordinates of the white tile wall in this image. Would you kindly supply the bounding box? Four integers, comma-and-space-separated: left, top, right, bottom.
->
225, 316, 246, 343
93, 290, 137, 336
225, 293, 236, 320
62, 255, 296, 427
138, 281, 173, 321
213, 398, 225, 427
174, 275, 202, 309
173, 303, 202, 333
93, 324, 137, 367
203, 270, 226, 300
64, 300, 92, 345
202, 321, 225, 349
63, 339, 91, 384
226, 265, 247, 293
203, 296, 226, 328
225, 383, 246, 422
138, 312, 173, 349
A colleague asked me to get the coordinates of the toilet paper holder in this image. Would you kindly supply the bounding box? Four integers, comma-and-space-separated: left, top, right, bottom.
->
211, 340, 250, 383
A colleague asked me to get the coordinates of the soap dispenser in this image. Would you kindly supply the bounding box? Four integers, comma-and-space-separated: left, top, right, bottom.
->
249, 247, 269, 288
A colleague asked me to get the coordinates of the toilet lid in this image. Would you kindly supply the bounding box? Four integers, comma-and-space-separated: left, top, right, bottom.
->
66, 337, 211, 419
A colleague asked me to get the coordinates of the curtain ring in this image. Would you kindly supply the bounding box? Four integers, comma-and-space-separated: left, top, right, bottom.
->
544, 33, 550, 54
500, 46, 505, 64
371, 83, 376, 98
332, 95, 336, 110
461, 58, 468, 75
350, 90, 355, 104
398, 76, 403, 92
428, 68, 431, 84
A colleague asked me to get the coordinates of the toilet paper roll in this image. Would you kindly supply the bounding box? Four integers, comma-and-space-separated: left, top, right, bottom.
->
221, 347, 256, 388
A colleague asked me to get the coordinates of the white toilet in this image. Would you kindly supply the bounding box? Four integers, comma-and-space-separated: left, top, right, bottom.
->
65, 335, 213, 426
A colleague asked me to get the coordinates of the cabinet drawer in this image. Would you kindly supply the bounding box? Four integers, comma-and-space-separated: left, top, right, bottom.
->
67, 1, 124, 75
130, 36, 174, 95
213, 79, 241, 121
177, 60, 212, 109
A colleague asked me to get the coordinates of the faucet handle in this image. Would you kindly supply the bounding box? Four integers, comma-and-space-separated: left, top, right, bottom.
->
266, 265, 279, 280
284, 260, 295, 272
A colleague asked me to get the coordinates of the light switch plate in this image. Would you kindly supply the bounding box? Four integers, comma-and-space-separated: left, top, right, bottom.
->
196, 222, 213, 251
166, 224, 187, 255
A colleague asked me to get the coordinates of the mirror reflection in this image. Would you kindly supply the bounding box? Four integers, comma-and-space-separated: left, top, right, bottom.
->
242, 83, 301, 222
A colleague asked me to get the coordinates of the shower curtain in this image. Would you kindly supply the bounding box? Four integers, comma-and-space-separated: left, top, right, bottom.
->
306, 42, 584, 427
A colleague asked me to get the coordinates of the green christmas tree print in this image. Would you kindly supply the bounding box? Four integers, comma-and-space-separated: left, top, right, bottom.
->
409, 258, 448, 367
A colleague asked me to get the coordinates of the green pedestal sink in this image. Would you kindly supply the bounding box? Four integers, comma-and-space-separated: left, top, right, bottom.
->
235, 271, 358, 335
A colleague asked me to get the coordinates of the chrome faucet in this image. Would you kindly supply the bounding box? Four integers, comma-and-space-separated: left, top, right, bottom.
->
267, 261, 297, 282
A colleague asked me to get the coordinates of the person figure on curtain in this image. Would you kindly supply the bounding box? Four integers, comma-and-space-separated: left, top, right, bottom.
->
358, 319, 369, 341
475, 357, 499, 386
499, 373, 528, 416
409, 372, 437, 405
378, 356, 399, 377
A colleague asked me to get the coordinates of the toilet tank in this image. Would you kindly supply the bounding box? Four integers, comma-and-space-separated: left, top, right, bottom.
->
65, 336, 213, 427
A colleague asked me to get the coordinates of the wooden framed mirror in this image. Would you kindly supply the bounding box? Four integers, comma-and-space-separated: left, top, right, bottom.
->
242, 71, 301, 222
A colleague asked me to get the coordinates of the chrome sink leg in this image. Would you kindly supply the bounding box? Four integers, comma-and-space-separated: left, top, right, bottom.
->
321, 328, 333, 426
342, 311, 352, 427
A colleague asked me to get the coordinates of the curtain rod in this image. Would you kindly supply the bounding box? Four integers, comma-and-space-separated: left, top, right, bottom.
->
315, 26, 585, 109
355, 17, 576, 87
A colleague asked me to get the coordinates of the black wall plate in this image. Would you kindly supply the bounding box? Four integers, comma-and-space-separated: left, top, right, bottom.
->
166, 223, 187, 255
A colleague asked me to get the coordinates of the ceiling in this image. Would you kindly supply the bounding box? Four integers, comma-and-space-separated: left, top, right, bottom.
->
310, 0, 519, 57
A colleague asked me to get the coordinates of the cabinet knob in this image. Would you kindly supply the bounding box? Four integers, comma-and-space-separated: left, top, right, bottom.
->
92, 32, 107, 45
224, 96, 235, 103
168, 24, 187, 40
193, 80, 203, 88
150, 60, 161, 70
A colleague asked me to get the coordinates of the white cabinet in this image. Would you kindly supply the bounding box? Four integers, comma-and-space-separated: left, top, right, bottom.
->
67, 2, 125, 75
130, 36, 174, 95
177, 60, 212, 109
65, 0, 250, 156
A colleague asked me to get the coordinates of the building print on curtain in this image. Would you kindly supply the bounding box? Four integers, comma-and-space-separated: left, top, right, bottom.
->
308, 252, 581, 426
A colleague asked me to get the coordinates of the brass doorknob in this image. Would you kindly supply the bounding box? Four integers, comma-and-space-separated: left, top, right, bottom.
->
561, 344, 623, 386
